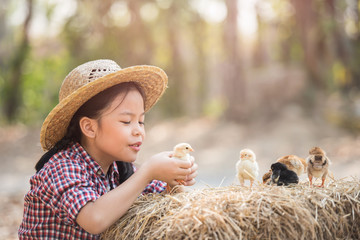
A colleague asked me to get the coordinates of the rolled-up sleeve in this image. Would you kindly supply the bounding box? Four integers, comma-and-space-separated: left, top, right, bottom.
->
61, 185, 99, 224
142, 180, 167, 194
132, 164, 167, 194
47, 162, 101, 225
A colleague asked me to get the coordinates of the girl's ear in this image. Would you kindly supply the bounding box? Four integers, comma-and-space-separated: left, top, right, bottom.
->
79, 117, 97, 138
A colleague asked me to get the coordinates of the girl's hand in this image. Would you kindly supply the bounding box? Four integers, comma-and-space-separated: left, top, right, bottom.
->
182, 156, 198, 186
141, 151, 193, 186
167, 156, 198, 192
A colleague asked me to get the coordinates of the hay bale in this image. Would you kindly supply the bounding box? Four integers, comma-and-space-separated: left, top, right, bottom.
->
102, 179, 360, 240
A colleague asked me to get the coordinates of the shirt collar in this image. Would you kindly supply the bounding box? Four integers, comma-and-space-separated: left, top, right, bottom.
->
71, 142, 119, 181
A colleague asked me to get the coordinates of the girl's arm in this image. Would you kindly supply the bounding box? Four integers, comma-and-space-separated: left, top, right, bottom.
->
76, 151, 192, 234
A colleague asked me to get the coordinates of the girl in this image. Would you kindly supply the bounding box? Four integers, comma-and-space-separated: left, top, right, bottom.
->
19, 59, 198, 239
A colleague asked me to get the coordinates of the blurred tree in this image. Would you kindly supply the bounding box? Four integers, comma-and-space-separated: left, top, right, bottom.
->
291, 0, 328, 88
1, 0, 360, 130
126, 0, 154, 64
288, 0, 358, 92
3, 0, 33, 122
190, 12, 208, 115
0, 1, 8, 69
223, 0, 246, 121
253, 2, 268, 67
160, 0, 197, 117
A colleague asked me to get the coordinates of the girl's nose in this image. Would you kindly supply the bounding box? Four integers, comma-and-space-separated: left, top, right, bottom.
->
132, 124, 144, 136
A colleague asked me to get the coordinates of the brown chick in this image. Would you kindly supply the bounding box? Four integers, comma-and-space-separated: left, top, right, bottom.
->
276, 155, 307, 176
306, 147, 330, 187
262, 170, 272, 184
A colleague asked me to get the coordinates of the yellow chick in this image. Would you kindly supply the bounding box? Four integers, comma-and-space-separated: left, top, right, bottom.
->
173, 143, 194, 185
236, 149, 259, 188
173, 143, 194, 163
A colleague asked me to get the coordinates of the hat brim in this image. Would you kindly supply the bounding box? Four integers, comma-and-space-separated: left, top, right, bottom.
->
40, 65, 168, 151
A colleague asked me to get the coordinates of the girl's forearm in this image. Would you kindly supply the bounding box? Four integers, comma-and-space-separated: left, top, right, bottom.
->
76, 167, 151, 234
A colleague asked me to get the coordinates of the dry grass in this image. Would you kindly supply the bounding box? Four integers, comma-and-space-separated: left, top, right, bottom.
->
102, 178, 360, 240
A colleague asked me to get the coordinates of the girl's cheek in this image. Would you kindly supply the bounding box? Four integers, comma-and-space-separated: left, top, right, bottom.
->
142, 128, 146, 139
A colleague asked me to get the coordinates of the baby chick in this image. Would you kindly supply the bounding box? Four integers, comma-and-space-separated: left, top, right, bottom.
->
270, 162, 299, 186
306, 147, 330, 188
276, 155, 307, 176
263, 154, 307, 185
236, 149, 259, 188
172, 143, 194, 185
262, 170, 272, 184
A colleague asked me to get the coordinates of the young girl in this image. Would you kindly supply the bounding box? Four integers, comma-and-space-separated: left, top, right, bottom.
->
18, 59, 198, 239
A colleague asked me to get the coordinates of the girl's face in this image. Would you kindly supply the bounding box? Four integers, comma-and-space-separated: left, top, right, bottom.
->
89, 89, 145, 164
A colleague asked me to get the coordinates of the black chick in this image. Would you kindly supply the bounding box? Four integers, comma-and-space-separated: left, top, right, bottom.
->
270, 162, 299, 186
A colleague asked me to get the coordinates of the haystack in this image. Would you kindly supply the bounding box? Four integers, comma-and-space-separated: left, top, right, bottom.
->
102, 179, 360, 240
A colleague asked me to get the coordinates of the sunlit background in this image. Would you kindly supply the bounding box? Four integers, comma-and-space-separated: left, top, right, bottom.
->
1, 0, 360, 238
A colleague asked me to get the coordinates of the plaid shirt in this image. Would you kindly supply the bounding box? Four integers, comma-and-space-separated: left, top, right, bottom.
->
19, 142, 167, 239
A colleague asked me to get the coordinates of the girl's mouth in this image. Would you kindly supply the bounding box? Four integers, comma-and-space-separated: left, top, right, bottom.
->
129, 142, 142, 152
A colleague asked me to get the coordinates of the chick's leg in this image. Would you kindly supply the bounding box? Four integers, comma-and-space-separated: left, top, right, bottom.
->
166, 184, 171, 193
166, 179, 186, 193
238, 176, 244, 186
308, 175, 313, 187
318, 178, 325, 188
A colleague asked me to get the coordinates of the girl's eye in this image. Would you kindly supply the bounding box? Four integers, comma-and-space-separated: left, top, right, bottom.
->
139, 121, 145, 125
121, 121, 131, 124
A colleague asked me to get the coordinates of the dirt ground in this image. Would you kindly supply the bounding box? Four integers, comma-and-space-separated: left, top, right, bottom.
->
1, 107, 359, 239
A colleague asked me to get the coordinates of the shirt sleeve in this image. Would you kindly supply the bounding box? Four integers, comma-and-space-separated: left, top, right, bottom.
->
132, 164, 168, 194
142, 180, 167, 194
45, 160, 100, 225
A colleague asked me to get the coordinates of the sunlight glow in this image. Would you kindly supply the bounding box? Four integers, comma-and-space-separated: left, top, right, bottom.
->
12, 0, 260, 39
238, 0, 258, 37
8, 0, 26, 26
26, 0, 77, 38
190, 0, 227, 23
191, 0, 258, 38
110, 2, 131, 27
140, 3, 160, 22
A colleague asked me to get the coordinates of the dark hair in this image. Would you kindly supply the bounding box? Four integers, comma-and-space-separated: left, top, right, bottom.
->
35, 82, 145, 184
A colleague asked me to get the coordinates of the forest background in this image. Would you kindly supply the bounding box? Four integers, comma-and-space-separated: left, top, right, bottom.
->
1, 0, 360, 239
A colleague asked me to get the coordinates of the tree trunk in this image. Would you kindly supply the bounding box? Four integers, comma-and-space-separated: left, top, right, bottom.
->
253, 2, 267, 67
223, 0, 246, 121
161, 1, 187, 117
127, 0, 154, 64
291, 0, 327, 88
4, 0, 33, 122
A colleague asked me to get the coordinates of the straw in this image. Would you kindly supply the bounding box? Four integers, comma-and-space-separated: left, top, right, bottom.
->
102, 178, 360, 240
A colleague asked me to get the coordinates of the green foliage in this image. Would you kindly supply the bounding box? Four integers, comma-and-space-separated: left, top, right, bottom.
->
17, 51, 71, 123
1, 0, 360, 128
203, 97, 227, 119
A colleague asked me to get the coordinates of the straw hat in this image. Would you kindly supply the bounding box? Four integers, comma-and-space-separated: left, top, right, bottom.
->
40, 59, 168, 151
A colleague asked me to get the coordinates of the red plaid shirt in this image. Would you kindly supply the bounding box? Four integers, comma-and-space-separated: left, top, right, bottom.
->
19, 142, 167, 239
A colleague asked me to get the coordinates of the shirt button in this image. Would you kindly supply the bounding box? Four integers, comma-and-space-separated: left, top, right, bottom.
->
97, 169, 102, 175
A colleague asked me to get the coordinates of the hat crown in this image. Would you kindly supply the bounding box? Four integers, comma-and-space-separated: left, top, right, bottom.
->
59, 59, 121, 101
